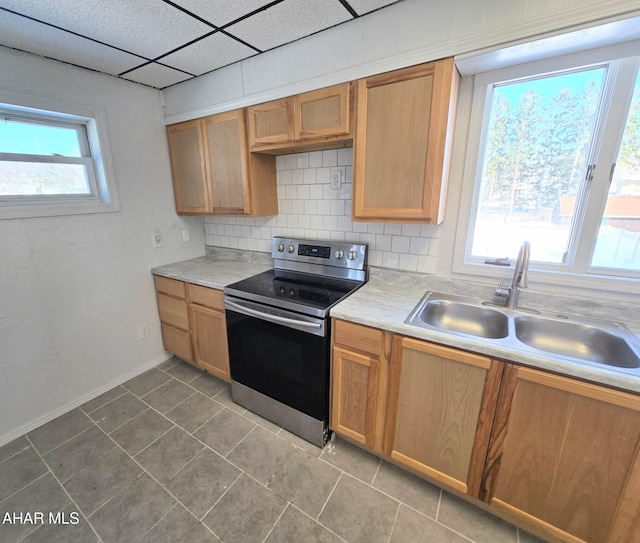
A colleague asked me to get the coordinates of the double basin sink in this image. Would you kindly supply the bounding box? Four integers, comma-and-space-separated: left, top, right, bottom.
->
405, 292, 640, 370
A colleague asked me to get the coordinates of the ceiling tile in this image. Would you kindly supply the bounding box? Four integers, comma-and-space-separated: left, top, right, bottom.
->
346, 0, 403, 16
160, 33, 256, 76
123, 63, 193, 89
171, 0, 276, 27
0, 0, 212, 59
0, 9, 143, 75
225, 0, 351, 52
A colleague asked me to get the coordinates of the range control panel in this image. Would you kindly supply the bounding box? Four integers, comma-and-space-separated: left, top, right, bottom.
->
272, 237, 368, 273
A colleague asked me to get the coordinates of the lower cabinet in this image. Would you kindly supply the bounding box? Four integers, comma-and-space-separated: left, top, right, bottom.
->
154, 276, 230, 382
329, 318, 640, 543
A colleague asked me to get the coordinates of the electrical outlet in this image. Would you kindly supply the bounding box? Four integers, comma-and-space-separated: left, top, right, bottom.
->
330, 168, 342, 189
152, 229, 162, 248
137, 323, 149, 340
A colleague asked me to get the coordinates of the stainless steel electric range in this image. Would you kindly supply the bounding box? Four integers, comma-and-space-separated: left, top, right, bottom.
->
223, 237, 368, 447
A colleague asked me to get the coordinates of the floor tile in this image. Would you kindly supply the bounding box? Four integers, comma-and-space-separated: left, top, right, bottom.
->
109, 408, 174, 456
277, 427, 323, 456
43, 426, 115, 483
243, 408, 282, 435
203, 474, 286, 543
212, 386, 246, 414
79, 386, 127, 415
194, 408, 255, 456
372, 461, 441, 518
122, 368, 171, 397
156, 356, 180, 371
0, 474, 71, 542
134, 426, 204, 483
391, 505, 469, 543
27, 409, 93, 454
0, 446, 48, 501
89, 392, 147, 433
320, 436, 380, 483
63, 447, 142, 515
438, 491, 517, 543
227, 427, 294, 484
189, 373, 227, 398
268, 447, 340, 518
89, 473, 175, 543
319, 474, 399, 543
265, 505, 343, 543
142, 378, 195, 414
20, 503, 98, 543
165, 392, 222, 433
165, 449, 241, 519
139, 504, 219, 543
166, 360, 203, 383
0, 436, 31, 463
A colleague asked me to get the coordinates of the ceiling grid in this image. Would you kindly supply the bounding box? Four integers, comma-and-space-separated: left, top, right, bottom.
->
0, 0, 403, 89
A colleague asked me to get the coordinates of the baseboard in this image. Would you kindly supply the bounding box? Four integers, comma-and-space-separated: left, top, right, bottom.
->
0, 353, 173, 448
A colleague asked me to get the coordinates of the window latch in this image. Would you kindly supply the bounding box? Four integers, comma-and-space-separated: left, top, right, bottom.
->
585, 164, 596, 184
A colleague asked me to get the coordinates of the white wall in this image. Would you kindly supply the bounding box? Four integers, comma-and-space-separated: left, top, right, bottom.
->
0, 47, 205, 445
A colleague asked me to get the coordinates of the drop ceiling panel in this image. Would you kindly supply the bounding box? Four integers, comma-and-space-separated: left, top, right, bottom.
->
226, 0, 351, 52
346, 0, 403, 16
171, 0, 277, 27
0, 0, 212, 59
0, 9, 143, 75
161, 33, 257, 76
123, 63, 193, 89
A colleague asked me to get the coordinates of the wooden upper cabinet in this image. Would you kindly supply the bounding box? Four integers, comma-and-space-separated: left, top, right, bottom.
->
385, 337, 503, 497
294, 83, 351, 141
248, 83, 353, 152
166, 120, 210, 214
167, 110, 277, 217
353, 58, 459, 223
482, 365, 640, 543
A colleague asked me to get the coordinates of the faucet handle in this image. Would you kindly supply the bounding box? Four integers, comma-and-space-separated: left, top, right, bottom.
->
495, 279, 510, 299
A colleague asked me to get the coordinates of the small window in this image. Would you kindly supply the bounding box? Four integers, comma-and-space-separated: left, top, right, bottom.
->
0, 98, 119, 219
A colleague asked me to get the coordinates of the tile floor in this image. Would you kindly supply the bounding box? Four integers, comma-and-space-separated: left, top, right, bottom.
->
0, 357, 548, 543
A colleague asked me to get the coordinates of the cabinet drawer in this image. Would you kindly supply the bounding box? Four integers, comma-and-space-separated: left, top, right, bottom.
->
161, 323, 193, 362
157, 292, 190, 330
334, 320, 383, 356
187, 283, 224, 310
154, 276, 186, 298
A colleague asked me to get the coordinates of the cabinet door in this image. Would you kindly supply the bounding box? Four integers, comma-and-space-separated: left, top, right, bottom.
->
353, 58, 458, 223
167, 120, 211, 214
483, 366, 640, 543
386, 337, 502, 496
294, 83, 351, 141
331, 346, 379, 448
247, 99, 294, 148
203, 110, 251, 214
190, 304, 230, 382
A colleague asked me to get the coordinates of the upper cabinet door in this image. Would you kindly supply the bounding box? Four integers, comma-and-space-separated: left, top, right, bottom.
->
203, 110, 250, 214
167, 120, 211, 214
294, 83, 351, 141
353, 58, 459, 223
247, 99, 294, 148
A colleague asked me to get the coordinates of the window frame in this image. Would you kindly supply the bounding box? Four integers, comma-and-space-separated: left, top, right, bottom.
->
0, 90, 119, 219
452, 44, 640, 293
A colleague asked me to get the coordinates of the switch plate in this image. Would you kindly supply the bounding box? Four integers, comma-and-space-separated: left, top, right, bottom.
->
152, 229, 162, 248
181, 228, 190, 243
137, 323, 149, 340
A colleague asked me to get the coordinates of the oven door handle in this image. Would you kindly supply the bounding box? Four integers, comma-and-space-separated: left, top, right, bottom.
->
224, 299, 323, 330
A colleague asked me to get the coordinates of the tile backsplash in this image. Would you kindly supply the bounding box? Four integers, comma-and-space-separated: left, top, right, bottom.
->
204, 148, 441, 272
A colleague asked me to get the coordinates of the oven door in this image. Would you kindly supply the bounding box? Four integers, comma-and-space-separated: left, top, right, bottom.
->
224, 297, 330, 422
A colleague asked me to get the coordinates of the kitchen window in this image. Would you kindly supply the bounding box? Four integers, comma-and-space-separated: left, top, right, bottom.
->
456, 49, 640, 284
0, 95, 119, 219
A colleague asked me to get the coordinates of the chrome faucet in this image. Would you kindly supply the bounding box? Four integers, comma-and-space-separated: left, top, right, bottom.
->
496, 241, 530, 309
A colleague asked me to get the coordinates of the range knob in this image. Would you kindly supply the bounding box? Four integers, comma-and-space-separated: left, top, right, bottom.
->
348, 250, 358, 260
277, 243, 285, 252
288, 244, 295, 253
335, 249, 344, 259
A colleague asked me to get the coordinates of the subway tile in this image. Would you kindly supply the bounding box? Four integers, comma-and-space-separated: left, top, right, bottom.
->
316, 167, 331, 183
275, 154, 285, 170
304, 200, 317, 215
369, 250, 384, 266
309, 184, 324, 199
337, 215, 353, 232
399, 253, 419, 271
330, 231, 345, 241
375, 234, 392, 251
285, 185, 297, 199
303, 168, 317, 184
421, 223, 439, 237
296, 153, 309, 169
367, 223, 384, 234
287, 215, 300, 228
292, 200, 305, 214
283, 154, 297, 170
337, 147, 353, 166
410, 236, 430, 254
309, 150, 323, 167
401, 223, 422, 237
317, 200, 331, 215
352, 221, 368, 233
383, 252, 400, 268
291, 168, 304, 184
417, 255, 438, 273
297, 185, 310, 199
330, 199, 345, 215
384, 223, 402, 235
324, 215, 338, 230
322, 149, 338, 166
392, 235, 411, 253
277, 169, 291, 185
299, 214, 311, 229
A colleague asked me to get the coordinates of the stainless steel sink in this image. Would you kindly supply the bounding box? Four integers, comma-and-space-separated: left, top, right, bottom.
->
514, 316, 640, 369
415, 299, 509, 339
405, 292, 640, 370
